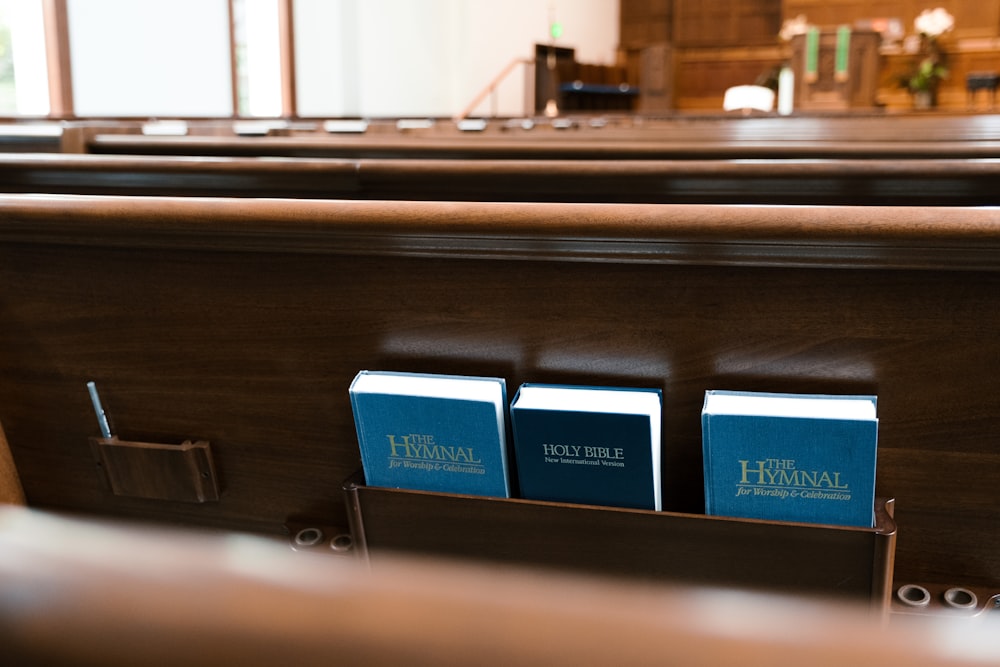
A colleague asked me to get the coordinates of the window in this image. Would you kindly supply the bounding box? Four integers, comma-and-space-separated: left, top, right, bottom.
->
0, 0, 49, 116
232, 0, 283, 117
67, 0, 233, 117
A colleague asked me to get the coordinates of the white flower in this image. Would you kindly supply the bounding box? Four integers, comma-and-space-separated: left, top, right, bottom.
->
914, 7, 954, 37
779, 14, 810, 42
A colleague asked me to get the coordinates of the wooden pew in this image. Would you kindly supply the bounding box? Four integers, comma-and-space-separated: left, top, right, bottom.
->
1, 195, 999, 611
0, 122, 64, 153
2, 504, 998, 667
78, 131, 1000, 160
64, 112, 1000, 142
63, 113, 1000, 160
2, 153, 1000, 205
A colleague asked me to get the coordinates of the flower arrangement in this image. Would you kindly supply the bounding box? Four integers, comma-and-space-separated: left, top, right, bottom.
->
778, 14, 810, 42
903, 8, 954, 97
914, 7, 955, 38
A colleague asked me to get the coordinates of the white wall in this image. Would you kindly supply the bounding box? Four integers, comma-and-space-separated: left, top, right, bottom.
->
243, 0, 282, 117
67, 0, 233, 117
296, 0, 620, 118
356, 0, 460, 118
295, 0, 353, 117
62, 0, 619, 118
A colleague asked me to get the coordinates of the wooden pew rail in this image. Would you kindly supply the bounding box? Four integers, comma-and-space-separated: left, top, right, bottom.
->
2, 505, 997, 667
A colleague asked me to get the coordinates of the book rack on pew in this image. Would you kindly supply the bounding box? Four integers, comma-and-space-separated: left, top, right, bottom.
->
345, 471, 897, 612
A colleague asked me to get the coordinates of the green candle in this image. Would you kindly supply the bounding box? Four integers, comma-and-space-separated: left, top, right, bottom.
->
805, 27, 819, 82
835, 25, 851, 81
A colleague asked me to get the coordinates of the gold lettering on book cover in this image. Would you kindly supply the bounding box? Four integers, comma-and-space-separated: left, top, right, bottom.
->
385, 433, 485, 474
735, 459, 851, 500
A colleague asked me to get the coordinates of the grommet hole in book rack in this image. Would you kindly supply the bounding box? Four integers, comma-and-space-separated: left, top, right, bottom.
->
330, 533, 354, 552
894, 583, 998, 616
294, 527, 325, 547
943, 587, 978, 610
896, 584, 931, 608
288, 525, 354, 555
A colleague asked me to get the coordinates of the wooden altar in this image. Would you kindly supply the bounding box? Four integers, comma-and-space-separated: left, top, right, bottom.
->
792, 28, 881, 110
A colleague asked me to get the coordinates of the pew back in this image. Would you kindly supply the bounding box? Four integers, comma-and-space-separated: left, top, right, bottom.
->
2, 153, 999, 205
0, 195, 998, 596
64, 113, 1000, 159
80, 132, 1000, 159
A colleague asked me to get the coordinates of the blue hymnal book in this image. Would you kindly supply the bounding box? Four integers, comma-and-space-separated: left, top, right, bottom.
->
701, 390, 878, 527
510, 384, 662, 510
350, 371, 510, 498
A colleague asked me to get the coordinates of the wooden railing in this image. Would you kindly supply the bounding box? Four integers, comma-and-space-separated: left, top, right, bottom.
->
455, 57, 534, 121
0, 505, 997, 667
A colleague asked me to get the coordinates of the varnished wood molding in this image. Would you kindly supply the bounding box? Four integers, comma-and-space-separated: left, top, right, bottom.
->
0, 195, 998, 271
1, 506, 998, 667
86, 133, 1000, 159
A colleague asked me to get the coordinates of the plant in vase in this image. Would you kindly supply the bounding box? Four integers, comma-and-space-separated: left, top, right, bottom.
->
902, 8, 954, 108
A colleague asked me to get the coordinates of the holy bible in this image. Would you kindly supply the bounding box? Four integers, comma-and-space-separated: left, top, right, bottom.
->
510, 384, 662, 510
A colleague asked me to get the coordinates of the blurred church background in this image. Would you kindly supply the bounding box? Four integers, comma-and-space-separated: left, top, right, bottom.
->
0, 0, 997, 120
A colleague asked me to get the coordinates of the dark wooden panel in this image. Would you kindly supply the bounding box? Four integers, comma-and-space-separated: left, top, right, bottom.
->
674, 46, 785, 106
621, 0, 673, 49
674, 0, 781, 47
3, 153, 1000, 205
0, 154, 362, 199
348, 478, 895, 605
0, 195, 999, 591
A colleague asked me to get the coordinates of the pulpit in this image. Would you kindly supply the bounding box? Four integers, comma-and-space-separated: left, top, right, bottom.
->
791, 28, 881, 110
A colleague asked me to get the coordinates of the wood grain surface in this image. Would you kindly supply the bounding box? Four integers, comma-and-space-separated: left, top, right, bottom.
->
2, 153, 1000, 205
2, 505, 996, 667
0, 194, 998, 592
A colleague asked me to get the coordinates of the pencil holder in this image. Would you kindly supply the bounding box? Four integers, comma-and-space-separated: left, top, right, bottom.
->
89, 436, 219, 503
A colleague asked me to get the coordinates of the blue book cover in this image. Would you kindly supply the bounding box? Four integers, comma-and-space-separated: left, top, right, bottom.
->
701, 390, 878, 527
350, 370, 510, 498
510, 384, 662, 510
